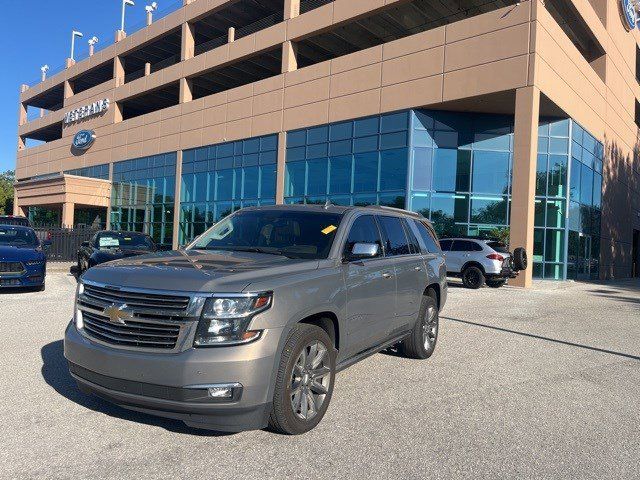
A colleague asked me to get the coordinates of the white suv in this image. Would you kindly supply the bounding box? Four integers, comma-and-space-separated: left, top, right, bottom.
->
440, 237, 527, 289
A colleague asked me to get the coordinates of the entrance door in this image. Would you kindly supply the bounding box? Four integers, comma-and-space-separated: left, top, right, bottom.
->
568, 231, 592, 281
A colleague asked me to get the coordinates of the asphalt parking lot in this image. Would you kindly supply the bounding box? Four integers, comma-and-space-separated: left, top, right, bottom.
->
1, 271, 639, 479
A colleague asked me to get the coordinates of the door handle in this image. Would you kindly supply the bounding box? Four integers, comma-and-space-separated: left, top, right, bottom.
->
382, 272, 393, 279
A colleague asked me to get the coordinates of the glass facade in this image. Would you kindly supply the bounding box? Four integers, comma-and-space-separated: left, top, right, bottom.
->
110, 153, 177, 247
179, 134, 278, 245
284, 112, 410, 208
65, 164, 110, 180
408, 110, 513, 238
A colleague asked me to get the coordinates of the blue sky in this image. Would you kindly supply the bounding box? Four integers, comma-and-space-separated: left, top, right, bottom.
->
0, 0, 181, 173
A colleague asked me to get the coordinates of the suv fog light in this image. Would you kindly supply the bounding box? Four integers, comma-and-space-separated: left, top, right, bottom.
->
208, 386, 233, 398
75, 309, 84, 329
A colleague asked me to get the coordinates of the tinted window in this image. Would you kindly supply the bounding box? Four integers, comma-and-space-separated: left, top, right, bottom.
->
95, 232, 155, 250
451, 240, 481, 252
486, 241, 509, 254
0, 227, 39, 247
378, 216, 410, 256
343, 215, 382, 257
440, 239, 453, 251
401, 219, 420, 254
413, 220, 441, 253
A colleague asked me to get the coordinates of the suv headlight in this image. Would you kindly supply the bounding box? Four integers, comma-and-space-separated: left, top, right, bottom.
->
194, 293, 272, 347
74, 281, 85, 329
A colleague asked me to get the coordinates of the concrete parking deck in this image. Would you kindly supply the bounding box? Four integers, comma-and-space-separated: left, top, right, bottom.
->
1, 274, 639, 479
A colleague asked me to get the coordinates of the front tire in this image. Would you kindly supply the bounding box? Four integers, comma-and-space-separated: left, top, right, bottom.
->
462, 266, 485, 289
399, 293, 439, 360
268, 324, 336, 435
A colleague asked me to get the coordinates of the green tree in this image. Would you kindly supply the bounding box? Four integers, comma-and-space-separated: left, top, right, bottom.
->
0, 170, 15, 215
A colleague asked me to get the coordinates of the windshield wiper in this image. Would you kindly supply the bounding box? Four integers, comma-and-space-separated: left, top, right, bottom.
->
199, 246, 296, 258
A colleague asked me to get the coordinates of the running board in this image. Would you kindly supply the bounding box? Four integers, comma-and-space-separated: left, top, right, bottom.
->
336, 332, 411, 372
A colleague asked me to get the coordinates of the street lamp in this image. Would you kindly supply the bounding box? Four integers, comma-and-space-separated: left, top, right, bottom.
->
70, 30, 83, 61
88, 36, 99, 56
121, 0, 135, 33
145, 2, 158, 25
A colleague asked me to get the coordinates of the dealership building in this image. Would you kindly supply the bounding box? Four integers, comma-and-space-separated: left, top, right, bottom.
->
13, 0, 640, 286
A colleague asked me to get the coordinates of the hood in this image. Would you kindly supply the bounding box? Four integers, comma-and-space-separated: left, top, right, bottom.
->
0, 245, 44, 262
92, 248, 153, 262
82, 249, 320, 293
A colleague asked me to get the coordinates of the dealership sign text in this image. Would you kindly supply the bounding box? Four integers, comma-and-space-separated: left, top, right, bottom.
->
64, 99, 110, 125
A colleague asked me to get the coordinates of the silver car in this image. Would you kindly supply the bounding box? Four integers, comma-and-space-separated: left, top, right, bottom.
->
65, 205, 447, 434
440, 237, 525, 289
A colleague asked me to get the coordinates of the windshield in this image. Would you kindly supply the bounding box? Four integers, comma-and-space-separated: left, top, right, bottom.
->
95, 233, 154, 250
0, 227, 39, 248
189, 210, 343, 259
487, 241, 510, 254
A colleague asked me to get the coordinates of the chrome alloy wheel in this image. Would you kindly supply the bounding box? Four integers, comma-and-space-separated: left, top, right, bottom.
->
290, 340, 331, 421
422, 304, 438, 349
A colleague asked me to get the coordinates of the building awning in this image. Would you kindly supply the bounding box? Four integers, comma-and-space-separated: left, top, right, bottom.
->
14, 174, 111, 208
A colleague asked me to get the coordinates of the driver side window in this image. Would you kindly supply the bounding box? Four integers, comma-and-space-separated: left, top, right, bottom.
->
343, 215, 383, 258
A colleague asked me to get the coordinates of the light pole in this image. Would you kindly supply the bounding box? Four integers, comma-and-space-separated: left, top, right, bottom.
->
88, 36, 99, 56
70, 30, 83, 61
145, 2, 158, 25
121, 0, 135, 33
40, 65, 49, 117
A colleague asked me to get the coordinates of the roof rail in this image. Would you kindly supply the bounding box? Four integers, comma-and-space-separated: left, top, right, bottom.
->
359, 205, 424, 218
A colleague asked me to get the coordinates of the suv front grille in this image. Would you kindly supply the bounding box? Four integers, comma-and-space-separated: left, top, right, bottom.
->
83, 284, 190, 312
0, 261, 24, 274
82, 311, 181, 349
78, 283, 194, 351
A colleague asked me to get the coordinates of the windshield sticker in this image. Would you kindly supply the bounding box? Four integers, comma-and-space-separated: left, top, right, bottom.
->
0, 230, 17, 237
321, 225, 337, 235
99, 237, 120, 248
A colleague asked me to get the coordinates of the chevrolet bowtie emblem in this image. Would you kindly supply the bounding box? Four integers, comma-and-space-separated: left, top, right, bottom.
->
103, 303, 133, 325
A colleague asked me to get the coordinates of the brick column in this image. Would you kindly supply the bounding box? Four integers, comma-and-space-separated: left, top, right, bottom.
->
179, 78, 193, 103
509, 86, 540, 288
182, 22, 195, 61
62, 202, 75, 229
114, 56, 125, 87
285, 0, 300, 19
172, 151, 183, 249
282, 41, 298, 73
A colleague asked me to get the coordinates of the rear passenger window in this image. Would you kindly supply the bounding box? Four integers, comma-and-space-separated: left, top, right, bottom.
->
413, 220, 441, 253
343, 215, 383, 258
439, 239, 453, 251
401, 219, 420, 254
378, 216, 411, 256
451, 240, 481, 252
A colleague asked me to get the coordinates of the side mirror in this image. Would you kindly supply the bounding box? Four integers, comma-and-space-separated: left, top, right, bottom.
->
348, 242, 380, 261
81, 241, 90, 248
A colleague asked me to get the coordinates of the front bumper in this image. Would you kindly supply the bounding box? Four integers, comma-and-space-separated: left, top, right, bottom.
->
64, 322, 284, 431
0, 265, 46, 288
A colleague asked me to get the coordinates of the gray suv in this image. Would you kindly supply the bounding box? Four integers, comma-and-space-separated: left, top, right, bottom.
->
64, 205, 447, 434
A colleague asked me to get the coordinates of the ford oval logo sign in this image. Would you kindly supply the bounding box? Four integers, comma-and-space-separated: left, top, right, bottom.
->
72, 130, 96, 150
621, 0, 638, 30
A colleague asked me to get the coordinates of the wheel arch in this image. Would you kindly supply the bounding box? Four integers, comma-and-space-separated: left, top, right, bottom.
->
461, 261, 485, 274
422, 284, 441, 309
299, 312, 340, 351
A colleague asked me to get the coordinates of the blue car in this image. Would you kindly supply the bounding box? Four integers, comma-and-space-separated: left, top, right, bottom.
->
0, 225, 48, 291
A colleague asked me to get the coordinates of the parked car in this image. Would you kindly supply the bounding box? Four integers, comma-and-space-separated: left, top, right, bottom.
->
439, 237, 527, 289
65, 205, 447, 434
76, 231, 158, 274
0, 225, 48, 291
0, 215, 30, 227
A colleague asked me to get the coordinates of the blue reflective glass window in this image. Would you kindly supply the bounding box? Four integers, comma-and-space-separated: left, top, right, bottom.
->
243, 138, 260, 154
433, 149, 470, 192
412, 148, 433, 191
536, 154, 548, 196
550, 119, 570, 137
329, 155, 352, 194
288, 130, 307, 148
353, 135, 378, 153
379, 192, 406, 209
571, 123, 583, 144
217, 142, 234, 158
234, 142, 243, 155
181, 175, 194, 202
216, 170, 234, 201
287, 146, 306, 162
538, 122, 549, 137
582, 150, 595, 169
260, 135, 278, 151
194, 172, 208, 202
353, 152, 379, 193
549, 138, 569, 154
580, 165, 594, 205
474, 133, 510, 151
380, 131, 407, 150
568, 201, 581, 231
353, 194, 377, 206
411, 192, 430, 217
414, 111, 434, 130
195, 147, 209, 162
330, 140, 352, 156
434, 131, 458, 149
259, 150, 277, 165
381, 111, 408, 133
216, 157, 234, 170
285, 161, 306, 196
593, 172, 602, 209
243, 166, 259, 199
307, 143, 328, 159
546, 199, 565, 228
380, 149, 407, 191
354, 117, 379, 137
583, 132, 597, 154
547, 155, 568, 197
307, 126, 328, 145
260, 165, 276, 199
307, 158, 328, 195
545, 230, 565, 263
472, 151, 510, 195
430, 193, 469, 227
243, 153, 259, 167
570, 158, 581, 202
330, 121, 353, 141
414, 129, 433, 148
571, 141, 582, 161
534, 198, 545, 227
470, 196, 508, 225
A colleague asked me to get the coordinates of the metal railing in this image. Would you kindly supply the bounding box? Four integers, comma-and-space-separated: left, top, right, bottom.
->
34, 226, 102, 262
235, 12, 282, 39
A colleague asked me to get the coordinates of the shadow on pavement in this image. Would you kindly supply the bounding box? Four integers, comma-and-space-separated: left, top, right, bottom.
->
40, 339, 234, 437
443, 317, 640, 361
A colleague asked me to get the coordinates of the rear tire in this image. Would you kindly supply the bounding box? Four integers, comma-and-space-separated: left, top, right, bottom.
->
399, 293, 439, 360
462, 266, 485, 289
513, 247, 528, 271
267, 324, 336, 435
486, 278, 506, 288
